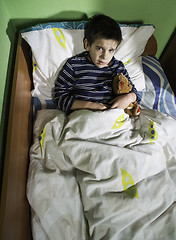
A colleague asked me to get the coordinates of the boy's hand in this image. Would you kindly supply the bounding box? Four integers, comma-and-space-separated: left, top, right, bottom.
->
87, 102, 108, 110
109, 93, 137, 109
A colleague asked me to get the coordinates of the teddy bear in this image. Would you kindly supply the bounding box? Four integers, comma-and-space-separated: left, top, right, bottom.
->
112, 73, 140, 117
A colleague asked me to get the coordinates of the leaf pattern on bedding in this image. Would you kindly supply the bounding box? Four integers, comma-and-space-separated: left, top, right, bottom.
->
149, 120, 158, 143
124, 58, 131, 66
52, 28, 66, 49
121, 168, 139, 199
39, 126, 46, 153
111, 114, 125, 129
33, 61, 38, 72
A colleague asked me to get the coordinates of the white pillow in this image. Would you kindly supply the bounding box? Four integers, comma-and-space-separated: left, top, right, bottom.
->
21, 22, 155, 100
115, 25, 155, 91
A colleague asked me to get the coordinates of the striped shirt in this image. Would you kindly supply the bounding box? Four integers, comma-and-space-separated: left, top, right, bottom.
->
54, 51, 138, 114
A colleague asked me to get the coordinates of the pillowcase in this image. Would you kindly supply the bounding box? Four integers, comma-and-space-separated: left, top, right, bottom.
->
21, 21, 155, 100
139, 56, 176, 119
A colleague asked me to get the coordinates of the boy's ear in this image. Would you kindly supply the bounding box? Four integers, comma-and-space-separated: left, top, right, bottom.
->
84, 39, 90, 51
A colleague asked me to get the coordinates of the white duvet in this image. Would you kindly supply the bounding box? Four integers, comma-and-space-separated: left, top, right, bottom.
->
28, 108, 176, 240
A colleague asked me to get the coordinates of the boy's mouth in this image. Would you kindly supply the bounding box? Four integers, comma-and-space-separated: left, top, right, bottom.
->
97, 60, 106, 66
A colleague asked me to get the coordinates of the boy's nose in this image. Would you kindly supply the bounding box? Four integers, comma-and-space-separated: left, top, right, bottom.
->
101, 51, 108, 59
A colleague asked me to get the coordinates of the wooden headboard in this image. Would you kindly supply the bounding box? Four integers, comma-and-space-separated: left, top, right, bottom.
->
0, 33, 157, 240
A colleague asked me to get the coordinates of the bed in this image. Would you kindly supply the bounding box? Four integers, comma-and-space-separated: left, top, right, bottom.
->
0, 20, 176, 240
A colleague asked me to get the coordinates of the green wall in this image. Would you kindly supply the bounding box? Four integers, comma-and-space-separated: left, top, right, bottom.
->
0, 0, 176, 190
4, 0, 176, 57
0, 1, 10, 127
0, 0, 15, 190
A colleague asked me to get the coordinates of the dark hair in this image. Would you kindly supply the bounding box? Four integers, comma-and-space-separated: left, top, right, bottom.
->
84, 14, 122, 45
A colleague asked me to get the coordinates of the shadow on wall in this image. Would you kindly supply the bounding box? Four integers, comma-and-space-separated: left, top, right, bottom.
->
11, 11, 89, 32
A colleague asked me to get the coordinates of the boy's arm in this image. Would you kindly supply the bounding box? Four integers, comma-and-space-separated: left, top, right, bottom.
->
54, 62, 108, 113
71, 100, 108, 110
109, 92, 137, 109
54, 61, 76, 113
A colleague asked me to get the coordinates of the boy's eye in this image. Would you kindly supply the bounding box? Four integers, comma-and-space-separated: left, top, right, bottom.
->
97, 47, 103, 51
109, 49, 115, 53
96, 47, 115, 53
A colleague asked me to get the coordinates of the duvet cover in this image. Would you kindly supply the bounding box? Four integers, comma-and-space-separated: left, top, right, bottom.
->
28, 108, 176, 240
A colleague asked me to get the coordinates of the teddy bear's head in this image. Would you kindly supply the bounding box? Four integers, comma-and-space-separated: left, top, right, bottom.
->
113, 73, 132, 94
112, 73, 140, 117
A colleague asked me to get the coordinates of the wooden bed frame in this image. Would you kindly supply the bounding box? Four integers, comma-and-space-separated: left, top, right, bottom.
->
0, 33, 157, 240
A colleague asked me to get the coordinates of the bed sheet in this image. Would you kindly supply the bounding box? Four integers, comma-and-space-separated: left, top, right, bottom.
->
28, 107, 176, 240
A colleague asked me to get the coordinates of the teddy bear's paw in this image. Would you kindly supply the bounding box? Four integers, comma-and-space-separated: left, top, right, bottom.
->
136, 107, 140, 115
133, 105, 140, 116
126, 103, 133, 109
136, 110, 140, 115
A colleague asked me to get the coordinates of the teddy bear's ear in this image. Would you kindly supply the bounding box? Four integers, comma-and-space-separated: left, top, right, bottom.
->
113, 73, 133, 94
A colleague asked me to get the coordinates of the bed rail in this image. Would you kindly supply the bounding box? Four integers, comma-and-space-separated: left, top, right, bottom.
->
0, 35, 33, 240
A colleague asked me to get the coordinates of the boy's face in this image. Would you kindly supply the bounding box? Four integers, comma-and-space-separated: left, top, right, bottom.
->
84, 38, 119, 68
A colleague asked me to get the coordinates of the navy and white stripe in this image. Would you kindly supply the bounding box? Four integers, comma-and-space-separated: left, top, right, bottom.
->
54, 51, 138, 114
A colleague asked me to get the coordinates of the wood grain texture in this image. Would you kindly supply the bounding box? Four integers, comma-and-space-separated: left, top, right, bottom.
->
142, 35, 157, 56
0, 35, 32, 240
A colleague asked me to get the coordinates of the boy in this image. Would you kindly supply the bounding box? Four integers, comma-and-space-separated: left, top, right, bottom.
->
54, 14, 138, 114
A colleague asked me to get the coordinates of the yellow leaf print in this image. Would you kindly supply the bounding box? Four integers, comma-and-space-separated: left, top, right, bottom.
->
149, 120, 158, 144
52, 28, 66, 49
112, 114, 125, 129
39, 126, 46, 154
33, 61, 38, 72
121, 168, 139, 199
124, 59, 131, 66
